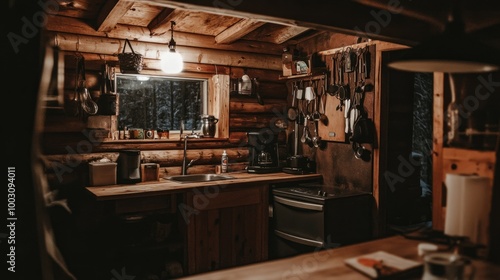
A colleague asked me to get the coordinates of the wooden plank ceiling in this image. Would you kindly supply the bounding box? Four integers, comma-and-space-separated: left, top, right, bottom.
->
48, 0, 500, 54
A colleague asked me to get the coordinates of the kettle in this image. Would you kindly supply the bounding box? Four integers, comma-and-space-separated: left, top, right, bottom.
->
201, 115, 218, 137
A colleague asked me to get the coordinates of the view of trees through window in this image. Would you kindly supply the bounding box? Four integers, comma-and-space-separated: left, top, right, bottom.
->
116, 74, 207, 132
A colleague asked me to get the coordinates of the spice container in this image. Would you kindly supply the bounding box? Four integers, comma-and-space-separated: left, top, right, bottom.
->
158, 129, 169, 139
221, 150, 228, 173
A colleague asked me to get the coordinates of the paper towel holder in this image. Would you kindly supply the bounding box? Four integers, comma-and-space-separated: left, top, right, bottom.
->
444, 173, 491, 257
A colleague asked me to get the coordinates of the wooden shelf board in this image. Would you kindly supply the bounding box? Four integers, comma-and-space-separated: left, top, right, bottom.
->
442, 147, 496, 163
278, 73, 326, 81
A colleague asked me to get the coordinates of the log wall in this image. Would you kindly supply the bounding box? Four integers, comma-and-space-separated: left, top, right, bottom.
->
41, 28, 295, 192
41, 17, 362, 197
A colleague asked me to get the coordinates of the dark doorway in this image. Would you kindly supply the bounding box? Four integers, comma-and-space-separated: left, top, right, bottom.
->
380, 50, 433, 231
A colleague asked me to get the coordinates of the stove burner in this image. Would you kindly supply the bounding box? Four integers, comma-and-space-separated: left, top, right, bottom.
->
289, 187, 331, 197
273, 183, 371, 201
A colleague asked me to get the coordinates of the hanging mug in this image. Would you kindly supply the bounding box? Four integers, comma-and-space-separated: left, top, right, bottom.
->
145, 129, 155, 139
304, 85, 316, 101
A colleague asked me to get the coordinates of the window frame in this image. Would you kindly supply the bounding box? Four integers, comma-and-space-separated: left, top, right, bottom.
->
114, 73, 209, 134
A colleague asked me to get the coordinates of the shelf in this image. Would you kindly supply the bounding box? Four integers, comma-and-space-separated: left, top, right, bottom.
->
317, 40, 408, 56
442, 147, 496, 163
102, 137, 229, 143
278, 72, 327, 81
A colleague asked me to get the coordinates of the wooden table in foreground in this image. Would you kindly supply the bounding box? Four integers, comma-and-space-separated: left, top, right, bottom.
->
179, 235, 500, 279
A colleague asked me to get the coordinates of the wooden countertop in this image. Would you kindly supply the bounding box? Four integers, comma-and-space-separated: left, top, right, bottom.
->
179, 235, 500, 279
85, 172, 322, 201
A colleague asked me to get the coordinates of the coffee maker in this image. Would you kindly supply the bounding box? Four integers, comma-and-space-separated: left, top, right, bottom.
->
247, 130, 281, 173
117, 149, 141, 183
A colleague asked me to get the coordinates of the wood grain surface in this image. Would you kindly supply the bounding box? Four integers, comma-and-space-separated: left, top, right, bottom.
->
85, 172, 322, 200
179, 235, 500, 279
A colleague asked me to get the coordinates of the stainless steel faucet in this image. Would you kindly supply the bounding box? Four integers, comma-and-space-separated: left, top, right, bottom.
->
181, 133, 200, 175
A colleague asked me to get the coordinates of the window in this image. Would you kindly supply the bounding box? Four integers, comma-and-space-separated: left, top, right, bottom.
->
115, 74, 208, 132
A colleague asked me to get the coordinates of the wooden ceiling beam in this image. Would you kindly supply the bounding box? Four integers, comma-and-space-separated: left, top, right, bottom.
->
276, 26, 310, 44
148, 9, 187, 36
243, 23, 307, 44
49, 32, 282, 70
138, 0, 437, 45
95, 0, 134, 32
215, 19, 265, 44
46, 15, 284, 54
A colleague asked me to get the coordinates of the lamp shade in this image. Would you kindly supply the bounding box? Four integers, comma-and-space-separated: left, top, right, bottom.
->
161, 50, 183, 74
388, 18, 500, 73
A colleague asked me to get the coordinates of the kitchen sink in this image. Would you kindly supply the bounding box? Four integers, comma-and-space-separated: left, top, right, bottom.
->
165, 174, 235, 183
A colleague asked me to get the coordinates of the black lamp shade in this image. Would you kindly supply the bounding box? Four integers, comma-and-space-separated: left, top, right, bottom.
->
388, 20, 500, 73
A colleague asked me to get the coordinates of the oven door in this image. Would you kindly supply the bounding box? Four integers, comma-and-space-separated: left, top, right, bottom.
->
270, 195, 325, 258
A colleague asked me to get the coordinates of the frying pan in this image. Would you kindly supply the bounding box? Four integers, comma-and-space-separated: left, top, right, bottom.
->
353, 142, 371, 161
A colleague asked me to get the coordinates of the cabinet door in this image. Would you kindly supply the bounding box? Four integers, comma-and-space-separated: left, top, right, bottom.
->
185, 184, 269, 275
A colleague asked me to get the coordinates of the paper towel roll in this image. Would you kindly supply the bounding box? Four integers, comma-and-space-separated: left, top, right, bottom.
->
444, 173, 491, 244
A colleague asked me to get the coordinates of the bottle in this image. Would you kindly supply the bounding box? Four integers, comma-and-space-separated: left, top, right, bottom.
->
221, 150, 228, 173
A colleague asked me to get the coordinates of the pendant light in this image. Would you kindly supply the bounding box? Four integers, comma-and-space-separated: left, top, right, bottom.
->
161, 21, 184, 74
387, 2, 499, 73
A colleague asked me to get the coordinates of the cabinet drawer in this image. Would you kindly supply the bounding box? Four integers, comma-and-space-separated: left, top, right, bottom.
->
190, 187, 261, 210
115, 195, 174, 214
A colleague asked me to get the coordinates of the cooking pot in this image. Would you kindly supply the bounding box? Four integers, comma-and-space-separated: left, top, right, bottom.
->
201, 115, 218, 137
287, 155, 308, 168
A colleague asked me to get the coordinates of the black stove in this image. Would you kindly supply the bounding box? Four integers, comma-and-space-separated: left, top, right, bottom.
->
273, 182, 371, 203
269, 182, 373, 259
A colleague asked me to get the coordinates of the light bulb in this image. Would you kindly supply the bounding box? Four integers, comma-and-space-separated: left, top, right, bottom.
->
161, 50, 183, 74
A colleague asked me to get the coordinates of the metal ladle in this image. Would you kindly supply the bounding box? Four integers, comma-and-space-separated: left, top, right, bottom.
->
316, 76, 328, 125
300, 116, 308, 143
287, 82, 298, 121
327, 54, 339, 95
312, 80, 321, 121
312, 123, 321, 147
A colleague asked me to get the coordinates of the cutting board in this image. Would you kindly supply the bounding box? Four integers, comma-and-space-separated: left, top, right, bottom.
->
318, 94, 346, 142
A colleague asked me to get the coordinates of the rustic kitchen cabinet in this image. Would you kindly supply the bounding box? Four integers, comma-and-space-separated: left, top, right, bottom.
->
83, 173, 321, 278
100, 194, 185, 278
71, 194, 185, 279
184, 183, 269, 275
432, 72, 499, 233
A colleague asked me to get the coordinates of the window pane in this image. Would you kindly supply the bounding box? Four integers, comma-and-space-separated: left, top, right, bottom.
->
116, 74, 207, 131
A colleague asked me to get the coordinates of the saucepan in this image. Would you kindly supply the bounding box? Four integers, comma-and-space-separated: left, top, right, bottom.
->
287, 155, 308, 168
